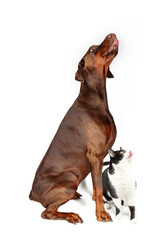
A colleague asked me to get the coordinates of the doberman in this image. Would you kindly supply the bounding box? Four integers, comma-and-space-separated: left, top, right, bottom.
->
29, 33, 119, 223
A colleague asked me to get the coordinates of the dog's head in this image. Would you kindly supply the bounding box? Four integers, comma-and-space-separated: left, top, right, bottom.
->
75, 33, 119, 83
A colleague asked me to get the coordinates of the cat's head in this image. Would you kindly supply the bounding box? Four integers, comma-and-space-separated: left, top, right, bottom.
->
108, 147, 133, 164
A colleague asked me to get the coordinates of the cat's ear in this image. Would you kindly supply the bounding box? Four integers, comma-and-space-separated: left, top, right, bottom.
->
108, 149, 115, 158
120, 147, 122, 150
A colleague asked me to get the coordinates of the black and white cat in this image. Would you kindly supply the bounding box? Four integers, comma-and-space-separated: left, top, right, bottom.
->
102, 147, 136, 223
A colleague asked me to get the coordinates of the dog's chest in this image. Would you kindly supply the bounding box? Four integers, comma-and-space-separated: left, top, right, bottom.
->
82, 116, 114, 157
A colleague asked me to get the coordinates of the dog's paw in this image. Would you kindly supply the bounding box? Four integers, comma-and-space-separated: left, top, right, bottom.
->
66, 213, 83, 224
96, 210, 112, 222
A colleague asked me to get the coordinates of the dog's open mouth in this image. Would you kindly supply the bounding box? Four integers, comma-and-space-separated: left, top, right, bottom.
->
103, 38, 119, 57
112, 39, 119, 47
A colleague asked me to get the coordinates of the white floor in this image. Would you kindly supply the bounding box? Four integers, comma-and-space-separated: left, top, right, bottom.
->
2, 170, 158, 240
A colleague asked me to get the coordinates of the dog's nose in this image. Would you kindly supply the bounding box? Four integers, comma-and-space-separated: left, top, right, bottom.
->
104, 33, 117, 44
107, 33, 117, 40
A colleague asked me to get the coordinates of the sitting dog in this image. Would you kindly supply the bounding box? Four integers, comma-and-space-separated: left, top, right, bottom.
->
102, 148, 136, 223
29, 33, 119, 223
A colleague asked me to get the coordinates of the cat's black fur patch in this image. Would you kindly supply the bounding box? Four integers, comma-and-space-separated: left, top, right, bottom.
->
109, 163, 115, 174
103, 149, 126, 175
115, 206, 120, 216
129, 206, 135, 220
102, 168, 118, 199
109, 149, 126, 165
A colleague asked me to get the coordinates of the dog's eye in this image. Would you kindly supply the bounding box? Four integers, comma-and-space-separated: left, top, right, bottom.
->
90, 48, 95, 53
80, 59, 85, 68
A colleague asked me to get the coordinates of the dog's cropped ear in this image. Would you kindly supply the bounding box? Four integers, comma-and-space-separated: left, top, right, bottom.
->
75, 68, 85, 83
107, 67, 114, 78
108, 149, 115, 158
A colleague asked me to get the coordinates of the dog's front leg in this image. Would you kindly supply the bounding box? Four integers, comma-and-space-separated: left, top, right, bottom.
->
87, 152, 112, 222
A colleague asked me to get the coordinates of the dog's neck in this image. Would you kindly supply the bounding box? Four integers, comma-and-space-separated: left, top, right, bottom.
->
77, 74, 109, 111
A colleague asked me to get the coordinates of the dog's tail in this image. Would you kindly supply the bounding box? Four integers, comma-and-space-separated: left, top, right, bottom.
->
103, 161, 110, 166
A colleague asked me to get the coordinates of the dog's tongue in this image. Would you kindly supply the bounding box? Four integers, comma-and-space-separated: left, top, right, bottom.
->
112, 39, 119, 46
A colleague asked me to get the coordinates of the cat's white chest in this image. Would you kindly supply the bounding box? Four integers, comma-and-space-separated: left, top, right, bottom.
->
109, 161, 135, 200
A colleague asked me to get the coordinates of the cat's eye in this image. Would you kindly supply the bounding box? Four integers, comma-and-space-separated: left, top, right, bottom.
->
120, 151, 124, 154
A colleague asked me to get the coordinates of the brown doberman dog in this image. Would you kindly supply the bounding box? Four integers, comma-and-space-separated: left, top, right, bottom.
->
29, 33, 119, 223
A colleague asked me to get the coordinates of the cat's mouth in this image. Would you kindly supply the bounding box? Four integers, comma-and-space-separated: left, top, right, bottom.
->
129, 150, 133, 157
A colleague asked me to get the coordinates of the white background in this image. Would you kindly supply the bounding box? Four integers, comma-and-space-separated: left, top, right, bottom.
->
0, 0, 160, 239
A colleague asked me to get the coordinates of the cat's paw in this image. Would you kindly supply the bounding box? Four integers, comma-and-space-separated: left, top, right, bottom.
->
123, 200, 128, 206
130, 218, 137, 224
116, 213, 122, 220
104, 203, 111, 210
